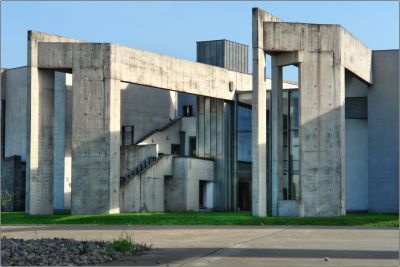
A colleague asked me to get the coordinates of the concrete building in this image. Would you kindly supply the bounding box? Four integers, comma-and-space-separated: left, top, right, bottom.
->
1, 8, 398, 216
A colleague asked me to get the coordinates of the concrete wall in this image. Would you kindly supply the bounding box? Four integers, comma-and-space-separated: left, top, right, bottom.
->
169, 157, 214, 211
121, 83, 178, 143
120, 154, 173, 213
178, 93, 197, 117
4, 67, 28, 161
180, 117, 196, 156
345, 119, 368, 211
345, 71, 368, 212
368, 50, 399, 212
262, 15, 372, 216
138, 119, 181, 155
120, 144, 157, 177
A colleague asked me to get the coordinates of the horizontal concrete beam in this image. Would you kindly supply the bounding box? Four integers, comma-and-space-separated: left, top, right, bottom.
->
35, 37, 253, 101
271, 51, 304, 67
110, 44, 251, 100
263, 22, 372, 84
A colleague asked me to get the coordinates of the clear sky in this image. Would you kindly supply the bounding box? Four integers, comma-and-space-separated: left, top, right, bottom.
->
1, 1, 399, 74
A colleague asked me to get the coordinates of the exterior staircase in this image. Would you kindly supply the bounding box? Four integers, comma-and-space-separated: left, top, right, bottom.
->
120, 155, 163, 186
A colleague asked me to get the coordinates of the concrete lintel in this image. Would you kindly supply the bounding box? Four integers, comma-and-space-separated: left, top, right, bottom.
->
38, 42, 74, 69
263, 21, 372, 84
272, 51, 304, 67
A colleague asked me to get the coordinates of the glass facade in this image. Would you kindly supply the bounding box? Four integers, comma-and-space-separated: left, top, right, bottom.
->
236, 89, 300, 209
282, 90, 300, 200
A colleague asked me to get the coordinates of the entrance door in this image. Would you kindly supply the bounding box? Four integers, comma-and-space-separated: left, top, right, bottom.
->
238, 182, 251, 211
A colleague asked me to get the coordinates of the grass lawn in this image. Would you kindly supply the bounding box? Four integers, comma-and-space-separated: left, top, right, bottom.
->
1, 212, 398, 227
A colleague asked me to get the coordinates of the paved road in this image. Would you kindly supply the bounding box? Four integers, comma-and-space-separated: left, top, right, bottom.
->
2, 225, 398, 266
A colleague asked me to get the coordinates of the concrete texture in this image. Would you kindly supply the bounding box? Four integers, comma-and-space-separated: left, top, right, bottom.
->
345, 119, 368, 212
27, 31, 83, 215
120, 155, 173, 213
368, 50, 399, 212
180, 117, 197, 156
170, 157, 214, 211
37, 42, 252, 101
120, 144, 158, 177
1, 11, 396, 218
345, 72, 369, 212
257, 7, 373, 216
252, 8, 283, 217
120, 83, 178, 143
138, 119, 181, 155
2, 225, 398, 267
4, 67, 28, 161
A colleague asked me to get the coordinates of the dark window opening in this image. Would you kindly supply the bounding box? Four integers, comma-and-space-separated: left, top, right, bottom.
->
189, 137, 196, 156
199, 180, 207, 209
171, 144, 181, 155
183, 105, 193, 117
238, 182, 251, 211
282, 90, 299, 200
121, 125, 134, 145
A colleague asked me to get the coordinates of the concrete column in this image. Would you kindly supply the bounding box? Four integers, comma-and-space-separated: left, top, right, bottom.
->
71, 44, 120, 214
251, 9, 267, 217
299, 52, 345, 216
271, 61, 283, 216
29, 68, 54, 214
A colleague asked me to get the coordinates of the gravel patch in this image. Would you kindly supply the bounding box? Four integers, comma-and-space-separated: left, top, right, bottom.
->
1, 237, 151, 266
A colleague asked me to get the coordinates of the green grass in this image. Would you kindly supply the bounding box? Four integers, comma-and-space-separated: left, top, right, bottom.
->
1, 212, 398, 227
106, 230, 135, 257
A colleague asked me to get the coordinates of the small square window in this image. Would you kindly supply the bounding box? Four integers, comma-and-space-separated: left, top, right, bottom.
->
171, 144, 181, 155
183, 106, 193, 117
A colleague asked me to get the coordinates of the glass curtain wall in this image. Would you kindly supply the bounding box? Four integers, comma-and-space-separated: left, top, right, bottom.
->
282, 90, 300, 200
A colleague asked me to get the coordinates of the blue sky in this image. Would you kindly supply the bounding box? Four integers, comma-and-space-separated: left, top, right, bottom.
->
1, 1, 398, 75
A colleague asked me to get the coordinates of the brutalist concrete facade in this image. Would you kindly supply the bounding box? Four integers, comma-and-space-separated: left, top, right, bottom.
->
1, 8, 398, 216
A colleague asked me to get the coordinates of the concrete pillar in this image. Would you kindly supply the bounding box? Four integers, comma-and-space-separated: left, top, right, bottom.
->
298, 52, 345, 216
271, 61, 283, 216
71, 44, 120, 214
251, 9, 267, 217
29, 68, 54, 214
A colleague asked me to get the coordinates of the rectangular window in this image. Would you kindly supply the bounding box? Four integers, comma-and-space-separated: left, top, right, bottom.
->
189, 136, 196, 156
121, 125, 134, 145
282, 90, 300, 200
171, 144, 181, 155
183, 105, 193, 117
